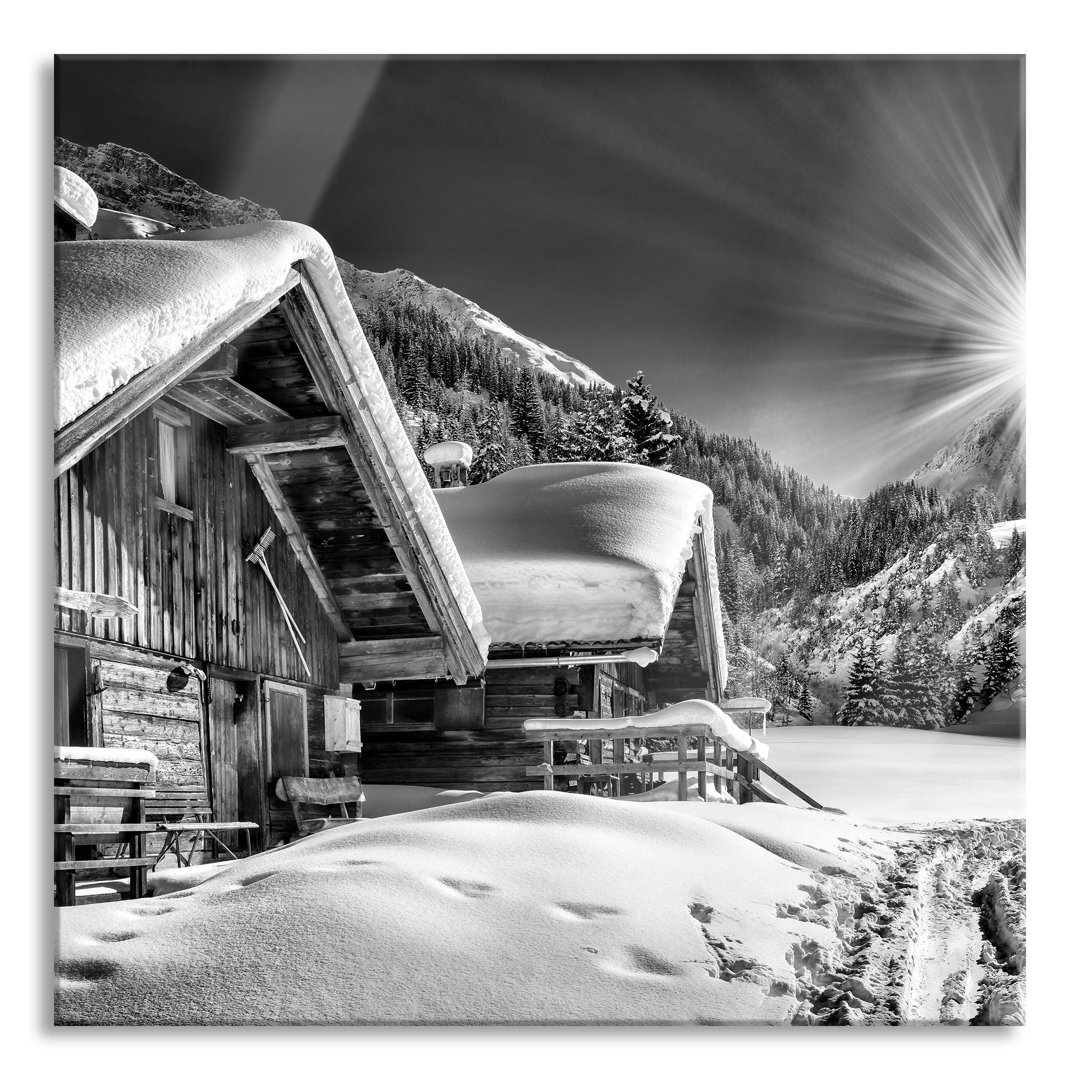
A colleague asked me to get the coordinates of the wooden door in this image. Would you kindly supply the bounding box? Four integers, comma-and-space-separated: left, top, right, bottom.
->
209, 677, 265, 842
265, 682, 308, 781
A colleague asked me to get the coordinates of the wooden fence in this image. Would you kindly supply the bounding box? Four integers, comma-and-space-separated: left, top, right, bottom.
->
525, 721, 825, 808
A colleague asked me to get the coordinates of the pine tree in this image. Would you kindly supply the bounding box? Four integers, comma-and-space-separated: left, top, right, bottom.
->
1005, 528, 1026, 577
472, 403, 508, 483
621, 371, 680, 468
837, 636, 885, 726
980, 625, 1022, 707
881, 630, 919, 727
511, 368, 547, 457
545, 412, 576, 463
909, 625, 949, 729
950, 642, 980, 723
773, 654, 798, 710
797, 682, 814, 721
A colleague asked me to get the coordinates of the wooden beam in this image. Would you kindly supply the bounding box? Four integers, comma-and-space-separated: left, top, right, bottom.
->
54, 586, 138, 620
184, 343, 239, 381
55, 270, 300, 476
646, 672, 711, 692
278, 289, 346, 413
225, 416, 345, 457
242, 454, 353, 644
166, 378, 292, 428
753, 757, 825, 810
690, 533, 719, 702
338, 636, 448, 682
525, 761, 725, 778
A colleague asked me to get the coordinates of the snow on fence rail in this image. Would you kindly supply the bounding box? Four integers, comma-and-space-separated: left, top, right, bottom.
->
522, 699, 824, 807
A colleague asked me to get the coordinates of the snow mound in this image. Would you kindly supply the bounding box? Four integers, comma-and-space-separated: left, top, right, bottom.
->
524, 699, 768, 760
54, 220, 489, 657
616, 778, 736, 804
54, 165, 97, 228
435, 463, 717, 648
56, 791, 891, 1025
362, 784, 486, 818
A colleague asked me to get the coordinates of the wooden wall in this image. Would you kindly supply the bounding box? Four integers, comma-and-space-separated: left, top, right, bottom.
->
54, 407, 339, 689
358, 661, 648, 793
93, 653, 207, 790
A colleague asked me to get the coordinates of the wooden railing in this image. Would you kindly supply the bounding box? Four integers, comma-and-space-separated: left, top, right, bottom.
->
525, 720, 825, 809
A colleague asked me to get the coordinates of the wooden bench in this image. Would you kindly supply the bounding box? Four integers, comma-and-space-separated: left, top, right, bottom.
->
146, 785, 259, 868
54, 749, 158, 906
275, 776, 365, 839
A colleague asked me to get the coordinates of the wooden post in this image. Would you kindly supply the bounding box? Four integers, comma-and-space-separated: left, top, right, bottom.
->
712, 738, 722, 794
677, 735, 688, 801
542, 740, 554, 792
613, 737, 625, 797
736, 753, 754, 804
697, 737, 707, 802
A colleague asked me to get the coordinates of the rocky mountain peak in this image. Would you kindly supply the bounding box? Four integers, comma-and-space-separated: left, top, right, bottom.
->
907, 398, 1025, 503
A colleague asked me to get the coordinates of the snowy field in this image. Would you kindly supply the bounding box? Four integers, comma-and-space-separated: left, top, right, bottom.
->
55, 747, 1025, 1028
760, 724, 1024, 822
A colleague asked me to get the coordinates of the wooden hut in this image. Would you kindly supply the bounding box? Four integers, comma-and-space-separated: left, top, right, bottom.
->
54, 213, 489, 851
358, 462, 728, 793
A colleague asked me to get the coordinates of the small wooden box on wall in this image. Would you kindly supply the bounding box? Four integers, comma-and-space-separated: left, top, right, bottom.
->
433, 684, 486, 731
324, 695, 363, 753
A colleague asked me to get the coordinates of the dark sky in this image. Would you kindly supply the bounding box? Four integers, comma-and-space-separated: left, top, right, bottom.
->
55, 56, 1024, 495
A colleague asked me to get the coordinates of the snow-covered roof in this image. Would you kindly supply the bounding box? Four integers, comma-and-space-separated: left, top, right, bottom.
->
54, 220, 489, 661
434, 462, 722, 653
54, 165, 97, 229
423, 440, 474, 468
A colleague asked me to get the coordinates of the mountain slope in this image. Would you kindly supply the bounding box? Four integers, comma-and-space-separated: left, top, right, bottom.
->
907, 398, 1025, 503
752, 517, 1026, 724
338, 265, 611, 389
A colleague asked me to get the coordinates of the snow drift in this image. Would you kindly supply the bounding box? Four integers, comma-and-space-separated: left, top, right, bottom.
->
56, 791, 897, 1025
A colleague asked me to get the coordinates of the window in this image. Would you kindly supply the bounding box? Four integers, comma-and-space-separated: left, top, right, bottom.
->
324, 696, 362, 753
152, 403, 192, 517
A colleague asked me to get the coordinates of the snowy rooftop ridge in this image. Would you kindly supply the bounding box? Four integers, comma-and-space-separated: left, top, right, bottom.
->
434, 463, 725, 664
54, 220, 489, 657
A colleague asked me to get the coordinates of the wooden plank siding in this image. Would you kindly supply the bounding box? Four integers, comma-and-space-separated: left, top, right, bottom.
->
53, 407, 340, 689
358, 661, 649, 792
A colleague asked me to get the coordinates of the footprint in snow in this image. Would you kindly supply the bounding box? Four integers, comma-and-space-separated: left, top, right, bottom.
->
239, 870, 278, 887
554, 901, 623, 921
601, 945, 683, 978
55, 956, 120, 986
92, 930, 139, 944
439, 878, 497, 899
